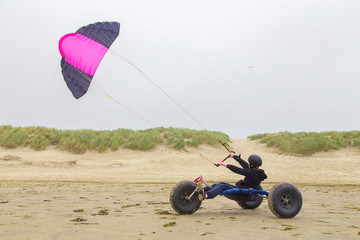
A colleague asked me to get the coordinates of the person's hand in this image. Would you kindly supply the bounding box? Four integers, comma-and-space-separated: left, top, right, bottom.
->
229, 153, 235, 158
217, 161, 227, 167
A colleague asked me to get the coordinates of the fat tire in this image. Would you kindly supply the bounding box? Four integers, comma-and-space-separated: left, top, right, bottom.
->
169, 181, 202, 214
268, 183, 302, 218
236, 185, 263, 209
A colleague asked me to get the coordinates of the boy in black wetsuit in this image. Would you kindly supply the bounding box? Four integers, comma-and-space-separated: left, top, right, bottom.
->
198, 153, 267, 200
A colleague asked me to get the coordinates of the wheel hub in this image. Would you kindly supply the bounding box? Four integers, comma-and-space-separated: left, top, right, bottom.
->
181, 192, 193, 204
280, 193, 293, 208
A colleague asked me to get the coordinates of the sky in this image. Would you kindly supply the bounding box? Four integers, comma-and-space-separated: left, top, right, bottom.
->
0, 0, 359, 138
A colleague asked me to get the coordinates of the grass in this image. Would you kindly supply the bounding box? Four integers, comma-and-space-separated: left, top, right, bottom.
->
248, 130, 360, 155
0, 125, 230, 154
2, 125, 359, 155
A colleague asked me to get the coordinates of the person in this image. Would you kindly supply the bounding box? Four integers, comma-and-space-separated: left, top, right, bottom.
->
198, 153, 267, 200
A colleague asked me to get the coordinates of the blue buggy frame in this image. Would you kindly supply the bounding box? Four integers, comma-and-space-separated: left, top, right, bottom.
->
223, 188, 269, 196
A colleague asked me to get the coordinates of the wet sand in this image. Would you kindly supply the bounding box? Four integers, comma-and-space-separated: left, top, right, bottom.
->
1, 182, 359, 240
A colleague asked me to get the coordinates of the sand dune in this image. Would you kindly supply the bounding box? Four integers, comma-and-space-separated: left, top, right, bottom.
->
1, 139, 359, 184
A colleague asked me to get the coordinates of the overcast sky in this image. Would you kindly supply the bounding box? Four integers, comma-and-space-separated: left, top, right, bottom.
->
0, 0, 359, 138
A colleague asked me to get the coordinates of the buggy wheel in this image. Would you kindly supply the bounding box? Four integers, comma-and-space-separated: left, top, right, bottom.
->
268, 183, 302, 218
236, 185, 263, 209
169, 181, 202, 214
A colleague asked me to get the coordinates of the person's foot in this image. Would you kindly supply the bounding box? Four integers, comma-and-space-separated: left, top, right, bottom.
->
197, 182, 205, 200
198, 189, 205, 200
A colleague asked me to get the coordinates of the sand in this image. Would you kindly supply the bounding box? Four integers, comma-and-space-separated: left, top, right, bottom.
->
1, 139, 360, 239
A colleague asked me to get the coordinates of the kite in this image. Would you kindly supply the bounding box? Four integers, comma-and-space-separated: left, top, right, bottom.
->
58, 21, 120, 99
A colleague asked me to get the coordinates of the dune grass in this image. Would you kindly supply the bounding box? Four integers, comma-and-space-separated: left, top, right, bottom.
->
2, 125, 358, 155
0, 125, 230, 154
248, 131, 360, 155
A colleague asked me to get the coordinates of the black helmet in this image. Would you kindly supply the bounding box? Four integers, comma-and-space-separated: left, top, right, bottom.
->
248, 154, 262, 168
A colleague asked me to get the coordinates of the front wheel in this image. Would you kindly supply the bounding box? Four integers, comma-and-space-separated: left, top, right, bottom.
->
268, 183, 302, 218
169, 181, 202, 214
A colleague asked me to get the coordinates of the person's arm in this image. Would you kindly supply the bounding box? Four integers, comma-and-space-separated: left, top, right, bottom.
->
218, 159, 248, 176
230, 153, 249, 169
226, 164, 249, 176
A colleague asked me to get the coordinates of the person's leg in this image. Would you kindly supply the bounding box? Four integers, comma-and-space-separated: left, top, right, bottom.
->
198, 183, 217, 200
203, 184, 217, 193
205, 182, 236, 199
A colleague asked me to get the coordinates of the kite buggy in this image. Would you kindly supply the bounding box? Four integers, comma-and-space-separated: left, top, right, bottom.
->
170, 175, 302, 218
169, 153, 303, 218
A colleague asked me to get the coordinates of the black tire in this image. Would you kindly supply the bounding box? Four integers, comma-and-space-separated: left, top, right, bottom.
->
169, 181, 202, 214
268, 183, 302, 218
236, 185, 264, 209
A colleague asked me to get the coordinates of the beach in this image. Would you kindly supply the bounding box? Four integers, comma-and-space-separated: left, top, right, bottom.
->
1, 139, 360, 239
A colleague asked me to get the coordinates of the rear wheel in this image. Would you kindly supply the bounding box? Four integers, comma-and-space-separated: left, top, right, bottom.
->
236, 185, 263, 209
268, 183, 302, 218
169, 181, 202, 214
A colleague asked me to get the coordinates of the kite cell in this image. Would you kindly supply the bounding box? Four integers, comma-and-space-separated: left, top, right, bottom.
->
59, 21, 120, 99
